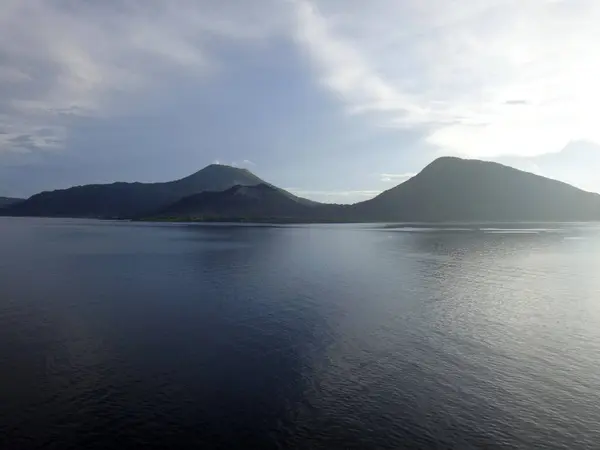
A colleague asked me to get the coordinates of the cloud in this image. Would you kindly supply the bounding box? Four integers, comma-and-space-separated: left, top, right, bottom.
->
231, 159, 257, 168
5, 1, 600, 162
380, 173, 416, 183
0, 125, 66, 155
504, 100, 529, 105
220, 160, 258, 168
0, 0, 283, 159
291, 0, 600, 157
290, 0, 425, 123
2, 0, 600, 199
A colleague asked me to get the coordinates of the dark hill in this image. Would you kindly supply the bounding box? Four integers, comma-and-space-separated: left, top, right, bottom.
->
352, 157, 600, 222
3, 165, 307, 219
152, 184, 319, 221
0, 197, 24, 208
4, 157, 600, 223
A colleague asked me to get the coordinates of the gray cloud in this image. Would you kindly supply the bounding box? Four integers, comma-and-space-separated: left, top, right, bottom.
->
0, 0, 287, 160
504, 99, 529, 105
1, 0, 599, 200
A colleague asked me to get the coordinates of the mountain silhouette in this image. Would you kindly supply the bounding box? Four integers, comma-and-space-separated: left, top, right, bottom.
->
152, 184, 320, 221
4, 165, 307, 219
0, 197, 24, 208
3, 157, 600, 222
352, 156, 600, 222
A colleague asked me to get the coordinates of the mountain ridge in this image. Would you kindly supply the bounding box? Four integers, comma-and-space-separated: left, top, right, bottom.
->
3, 164, 310, 219
0, 197, 24, 208
151, 183, 321, 221
353, 156, 600, 222
3, 157, 600, 222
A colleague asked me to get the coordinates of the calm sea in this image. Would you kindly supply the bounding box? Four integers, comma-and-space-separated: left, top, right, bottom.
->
1, 218, 600, 449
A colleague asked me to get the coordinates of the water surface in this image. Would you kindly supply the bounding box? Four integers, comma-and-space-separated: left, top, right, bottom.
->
1, 218, 600, 449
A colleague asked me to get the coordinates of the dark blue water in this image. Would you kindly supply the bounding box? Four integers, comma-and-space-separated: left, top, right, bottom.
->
1, 218, 600, 449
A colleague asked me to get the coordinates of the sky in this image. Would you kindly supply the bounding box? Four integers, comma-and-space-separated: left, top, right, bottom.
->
1, 0, 600, 203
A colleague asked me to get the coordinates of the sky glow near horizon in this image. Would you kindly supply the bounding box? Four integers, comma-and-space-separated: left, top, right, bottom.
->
1, 0, 600, 202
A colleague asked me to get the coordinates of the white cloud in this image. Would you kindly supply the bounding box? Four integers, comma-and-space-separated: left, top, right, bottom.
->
3, 0, 600, 187
290, 0, 600, 158
380, 173, 416, 183
290, 0, 425, 121
226, 160, 257, 168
